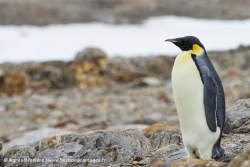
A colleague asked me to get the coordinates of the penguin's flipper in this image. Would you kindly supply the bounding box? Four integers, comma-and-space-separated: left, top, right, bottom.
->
200, 66, 217, 132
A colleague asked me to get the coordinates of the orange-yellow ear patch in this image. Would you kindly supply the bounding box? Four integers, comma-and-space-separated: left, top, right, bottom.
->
192, 44, 204, 56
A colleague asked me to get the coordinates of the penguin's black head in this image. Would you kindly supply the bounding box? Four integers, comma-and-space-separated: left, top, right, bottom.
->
165, 36, 205, 52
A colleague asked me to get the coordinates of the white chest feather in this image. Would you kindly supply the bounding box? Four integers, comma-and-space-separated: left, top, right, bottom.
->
171, 51, 220, 158
172, 51, 205, 131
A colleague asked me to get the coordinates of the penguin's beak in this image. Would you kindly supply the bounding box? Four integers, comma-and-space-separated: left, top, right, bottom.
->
165, 39, 177, 43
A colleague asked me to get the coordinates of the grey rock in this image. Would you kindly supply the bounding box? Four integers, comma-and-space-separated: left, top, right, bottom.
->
35, 148, 65, 167
223, 116, 232, 134
38, 148, 62, 159
237, 136, 250, 144
66, 129, 151, 167
41, 66, 63, 88
57, 143, 83, 156
2, 145, 36, 167
3, 145, 36, 159
145, 130, 182, 150
41, 64, 73, 88
154, 144, 180, 155
122, 129, 152, 152
42, 66, 62, 81
165, 149, 187, 162
219, 150, 236, 163
1, 127, 249, 167
226, 144, 237, 149
61, 130, 106, 146
75, 47, 107, 62
226, 99, 250, 133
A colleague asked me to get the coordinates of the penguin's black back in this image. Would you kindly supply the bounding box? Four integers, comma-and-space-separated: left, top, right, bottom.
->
199, 52, 225, 159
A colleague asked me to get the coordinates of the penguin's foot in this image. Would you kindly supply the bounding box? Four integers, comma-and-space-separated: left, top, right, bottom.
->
212, 147, 225, 160
186, 147, 198, 158
198, 146, 213, 160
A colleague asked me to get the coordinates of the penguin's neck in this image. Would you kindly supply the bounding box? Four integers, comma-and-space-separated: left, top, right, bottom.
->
174, 51, 192, 67
192, 44, 204, 56
175, 44, 206, 67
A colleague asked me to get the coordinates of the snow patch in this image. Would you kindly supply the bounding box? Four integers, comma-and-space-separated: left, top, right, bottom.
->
0, 16, 250, 63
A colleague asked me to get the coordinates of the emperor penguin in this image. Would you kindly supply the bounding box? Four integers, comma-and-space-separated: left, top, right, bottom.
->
166, 36, 225, 160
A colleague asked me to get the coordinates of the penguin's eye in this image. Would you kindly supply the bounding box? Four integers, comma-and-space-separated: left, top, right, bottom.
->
181, 40, 188, 45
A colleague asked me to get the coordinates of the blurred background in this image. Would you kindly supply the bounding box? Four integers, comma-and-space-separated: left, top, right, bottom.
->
0, 0, 250, 151
1, 0, 250, 62
1, 0, 250, 25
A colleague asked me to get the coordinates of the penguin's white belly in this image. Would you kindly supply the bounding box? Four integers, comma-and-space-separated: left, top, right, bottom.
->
171, 51, 220, 157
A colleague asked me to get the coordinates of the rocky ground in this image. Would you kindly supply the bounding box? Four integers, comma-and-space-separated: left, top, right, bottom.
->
1, 0, 250, 25
0, 46, 250, 166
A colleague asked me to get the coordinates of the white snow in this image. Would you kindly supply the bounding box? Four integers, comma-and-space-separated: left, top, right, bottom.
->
0, 16, 250, 63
